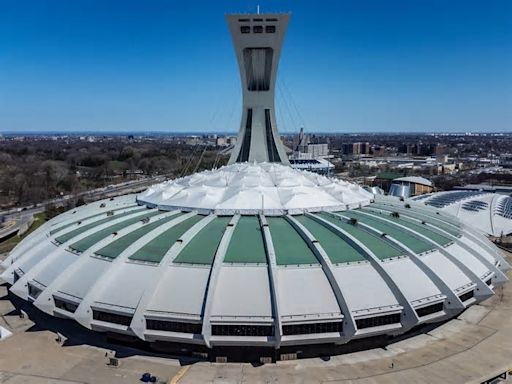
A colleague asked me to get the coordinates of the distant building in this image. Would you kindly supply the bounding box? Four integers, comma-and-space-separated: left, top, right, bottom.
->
389, 176, 433, 198
290, 128, 330, 163
500, 154, 512, 168
353, 142, 370, 155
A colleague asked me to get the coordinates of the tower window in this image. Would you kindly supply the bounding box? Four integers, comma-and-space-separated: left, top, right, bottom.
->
253, 25, 263, 33
240, 26, 250, 34
266, 25, 276, 33
243, 48, 273, 91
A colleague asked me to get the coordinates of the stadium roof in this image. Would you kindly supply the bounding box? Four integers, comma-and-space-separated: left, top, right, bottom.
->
1, 188, 509, 351
394, 176, 433, 187
412, 191, 512, 237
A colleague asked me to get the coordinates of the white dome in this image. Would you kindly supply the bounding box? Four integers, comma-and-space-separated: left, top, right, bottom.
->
137, 163, 373, 215
411, 191, 512, 237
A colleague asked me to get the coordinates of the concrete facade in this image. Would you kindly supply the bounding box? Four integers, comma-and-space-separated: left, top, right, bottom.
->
226, 13, 290, 165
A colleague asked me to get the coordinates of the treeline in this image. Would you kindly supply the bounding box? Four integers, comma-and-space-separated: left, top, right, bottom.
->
0, 139, 227, 207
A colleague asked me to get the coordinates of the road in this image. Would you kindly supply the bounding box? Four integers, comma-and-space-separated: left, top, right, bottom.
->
0, 175, 167, 232
0, 214, 33, 241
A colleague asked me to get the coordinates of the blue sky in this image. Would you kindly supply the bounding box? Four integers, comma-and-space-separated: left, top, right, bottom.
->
0, 0, 511, 133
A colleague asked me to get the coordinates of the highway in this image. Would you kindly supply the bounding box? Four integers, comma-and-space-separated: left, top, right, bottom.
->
0, 175, 167, 238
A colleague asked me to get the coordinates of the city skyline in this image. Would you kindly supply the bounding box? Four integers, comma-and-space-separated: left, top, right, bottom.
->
0, 0, 511, 133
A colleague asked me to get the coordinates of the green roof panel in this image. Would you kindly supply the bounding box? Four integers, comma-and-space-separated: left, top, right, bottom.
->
370, 203, 461, 237
174, 216, 232, 265
345, 210, 434, 254
318, 212, 403, 260
129, 215, 203, 263
49, 204, 139, 235
223, 216, 267, 264
95, 212, 184, 259
54, 207, 148, 244
69, 210, 162, 253
295, 215, 366, 264
267, 217, 318, 265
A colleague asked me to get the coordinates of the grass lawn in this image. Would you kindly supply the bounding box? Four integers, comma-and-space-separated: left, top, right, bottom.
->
0, 212, 49, 255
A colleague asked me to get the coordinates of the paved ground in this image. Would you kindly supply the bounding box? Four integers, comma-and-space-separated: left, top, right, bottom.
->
0, 252, 511, 383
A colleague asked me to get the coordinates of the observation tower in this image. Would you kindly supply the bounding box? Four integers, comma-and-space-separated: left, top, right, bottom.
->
226, 13, 289, 164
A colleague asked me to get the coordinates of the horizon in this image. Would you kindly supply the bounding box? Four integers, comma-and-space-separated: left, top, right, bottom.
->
2, 130, 512, 137
0, 0, 511, 133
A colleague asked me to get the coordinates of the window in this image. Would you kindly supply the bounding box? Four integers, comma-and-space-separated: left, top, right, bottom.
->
237, 109, 252, 162
253, 25, 263, 33
266, 25, 276, 33
253, 18, 263, 22
265, 109, 282, 162
92, 310, 132, 326
458, 290, 474, 302
415, 302, 444, 317
266, 18, 278, 22
54, 298, 79, 313
146, 319, 202, 334
243, 48, 273, 91
238, 18, 250, 22
282, 321, 343, 335
356, 313, 401, 329
27, 283, 42, 299
211, 324, 274, 337
486, 278, 492, 286
240, 25, 250, 34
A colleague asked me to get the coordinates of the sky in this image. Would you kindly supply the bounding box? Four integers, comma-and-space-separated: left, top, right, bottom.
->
0, 0, 511, 134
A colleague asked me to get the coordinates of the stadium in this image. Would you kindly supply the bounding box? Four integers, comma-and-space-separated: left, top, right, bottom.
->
0, 13, 509, 362
412, 190, 512, 237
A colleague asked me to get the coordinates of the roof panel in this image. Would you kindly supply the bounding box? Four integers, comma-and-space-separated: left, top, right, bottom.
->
54, 207, 148, 244
69, 210, 162, 253
347, 209, 434, 254
146, 266, 211, 318
57, 258, 111, 300
318, 213, 402, 260
95, 213, 184, 259
223, 216, 267, 264
31, 249, 77, 287
294, 215, 366, 264
382, 258, 442, 303
173, 216, 231, 265
129, 215, 203, 263
332, 263, 400, 313
420, 251, 471, 290
49, 204, 138, 235
267, 217, 318, 265
357, 209, 452, 246
277, 267, 341, 320
94, 263, 156, 311
211, 266, 272, 319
